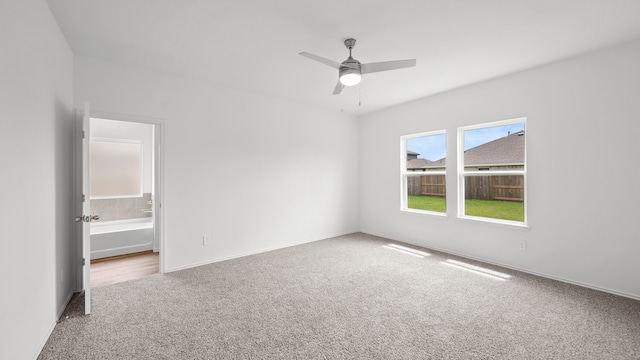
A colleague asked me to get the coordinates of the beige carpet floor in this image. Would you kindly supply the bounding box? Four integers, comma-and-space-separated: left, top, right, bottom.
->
39, 233, 640, 359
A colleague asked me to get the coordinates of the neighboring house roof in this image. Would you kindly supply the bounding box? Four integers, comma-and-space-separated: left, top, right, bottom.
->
405, 130, 524, 170
464, 130, 525, 166
407, 150, 420, 161
429, 158, 446, 167
407, 158, 432, 170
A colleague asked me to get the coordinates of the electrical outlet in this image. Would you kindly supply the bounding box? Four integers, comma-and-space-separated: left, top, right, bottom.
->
520, 241, 527, 251
203, 235, 211, 246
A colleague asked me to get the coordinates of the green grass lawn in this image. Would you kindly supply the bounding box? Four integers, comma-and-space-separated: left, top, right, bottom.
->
464, 198, 524, 222
407, 195, 446, 213
407, 195, 524, 222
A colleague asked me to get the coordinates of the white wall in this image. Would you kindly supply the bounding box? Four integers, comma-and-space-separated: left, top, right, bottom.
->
0, 0, 74, 359
74, 55, 359, 271
90, 118, 154, 194
359, 39, 640, 299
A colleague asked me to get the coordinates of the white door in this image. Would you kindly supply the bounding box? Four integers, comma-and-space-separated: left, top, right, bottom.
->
153, 124, 162, 261
75, 101, 96, 315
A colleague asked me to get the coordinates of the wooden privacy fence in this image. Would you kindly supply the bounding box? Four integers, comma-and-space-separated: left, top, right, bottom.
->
407, 175, 446, 197
465, 175, 524, 201
407, 174, 524, 202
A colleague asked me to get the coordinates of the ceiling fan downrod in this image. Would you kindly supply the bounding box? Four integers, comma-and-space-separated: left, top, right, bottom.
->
344, 38, 357, 59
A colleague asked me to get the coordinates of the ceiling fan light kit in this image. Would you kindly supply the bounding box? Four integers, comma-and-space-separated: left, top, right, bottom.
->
339, 70, 361, 86
300, 38, 416, 95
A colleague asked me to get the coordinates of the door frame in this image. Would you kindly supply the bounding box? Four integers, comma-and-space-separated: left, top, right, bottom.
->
75, 109, 166, 292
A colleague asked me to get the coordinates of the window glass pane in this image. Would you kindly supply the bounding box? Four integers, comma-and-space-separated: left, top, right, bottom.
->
407, 175, 446, 212
461, 121, 526, 223
464, 175, 524, 221
90, 140, 142, 198
463, 124, 525, 171
406, 133, 446, 171
405, 133, 446, 213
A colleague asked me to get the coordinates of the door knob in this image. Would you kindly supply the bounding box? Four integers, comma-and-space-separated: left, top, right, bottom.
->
74, 215, 100, 222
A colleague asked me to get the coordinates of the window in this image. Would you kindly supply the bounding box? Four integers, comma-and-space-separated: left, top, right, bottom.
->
90, 139, 143, 198
458, 118, 526, 225
401, 131, 447, 214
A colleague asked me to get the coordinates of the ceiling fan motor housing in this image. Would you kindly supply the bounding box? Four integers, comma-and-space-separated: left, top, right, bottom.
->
339, 58, 361, 86
339, 58, 361, 77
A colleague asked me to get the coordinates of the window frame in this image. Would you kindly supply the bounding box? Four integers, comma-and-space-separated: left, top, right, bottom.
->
400, 129, 447, 216
457, 118, 528, 227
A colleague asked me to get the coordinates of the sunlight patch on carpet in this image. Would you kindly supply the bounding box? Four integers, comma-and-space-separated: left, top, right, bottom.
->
441, 259, 511, 281
382, 243, 431, 258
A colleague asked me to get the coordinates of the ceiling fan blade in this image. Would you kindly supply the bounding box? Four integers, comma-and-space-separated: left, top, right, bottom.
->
299, 52, 341, 69
332, 81, 344, 95
361, 59, 416, 74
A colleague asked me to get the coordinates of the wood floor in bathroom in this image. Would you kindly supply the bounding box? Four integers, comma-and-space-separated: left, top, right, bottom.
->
90, 250, 159, 288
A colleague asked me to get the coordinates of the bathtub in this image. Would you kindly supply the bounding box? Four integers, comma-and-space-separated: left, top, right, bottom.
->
90, 218, 154, 259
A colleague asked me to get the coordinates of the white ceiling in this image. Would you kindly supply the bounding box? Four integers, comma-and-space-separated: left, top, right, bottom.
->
47, 0, 640, 116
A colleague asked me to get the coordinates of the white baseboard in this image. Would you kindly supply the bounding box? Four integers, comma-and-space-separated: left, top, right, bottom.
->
164, 231, 353, 273
56, 292, 74, 319
32, 320, 57, 360
33, 290, 77, 359
362, 230, 640, 301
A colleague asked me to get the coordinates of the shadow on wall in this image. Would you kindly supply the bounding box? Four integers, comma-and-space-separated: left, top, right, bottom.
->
53, 96, 76, 316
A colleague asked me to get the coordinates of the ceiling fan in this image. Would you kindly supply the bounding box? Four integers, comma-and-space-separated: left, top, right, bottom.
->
299, 38, 416, 95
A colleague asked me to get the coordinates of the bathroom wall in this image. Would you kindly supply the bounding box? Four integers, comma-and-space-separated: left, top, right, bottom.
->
91, 193, 152, 222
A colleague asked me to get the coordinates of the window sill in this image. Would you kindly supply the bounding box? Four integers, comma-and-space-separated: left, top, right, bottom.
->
401, 208, 448, 219
456, 215, 530, 231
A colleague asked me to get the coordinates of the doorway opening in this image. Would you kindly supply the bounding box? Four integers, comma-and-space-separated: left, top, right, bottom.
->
88, 117, 162, 287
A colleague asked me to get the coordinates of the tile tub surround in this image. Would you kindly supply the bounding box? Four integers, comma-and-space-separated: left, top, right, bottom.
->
91, 193, 152, 222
